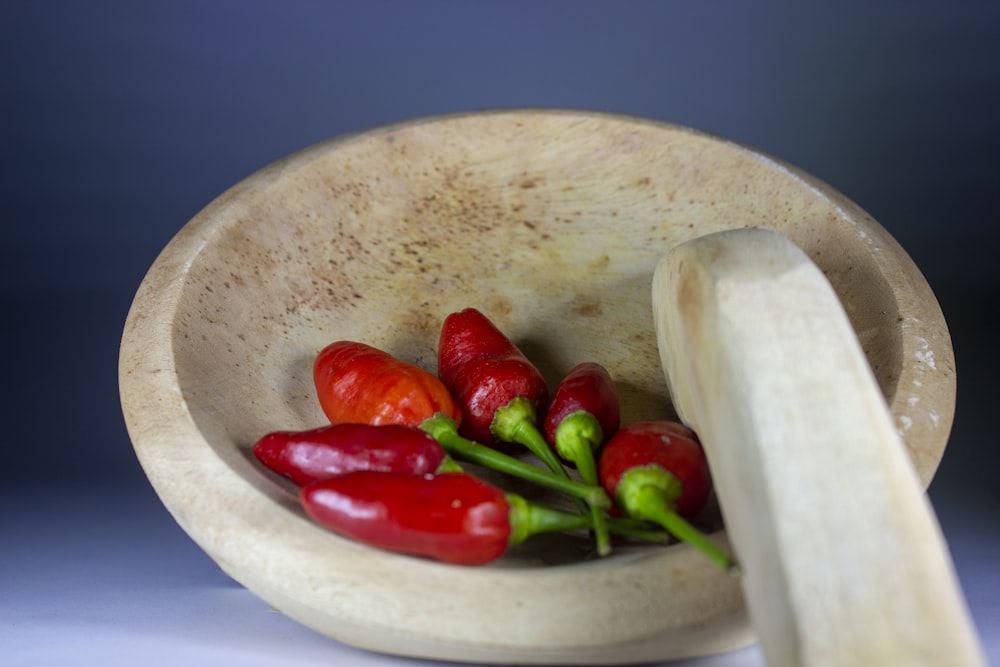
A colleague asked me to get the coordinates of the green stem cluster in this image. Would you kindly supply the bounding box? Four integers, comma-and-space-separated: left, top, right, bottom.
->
423, 412, 733, 569
491, 399, 615, 557
420, 414, 610, 510
505, 494, 676, 547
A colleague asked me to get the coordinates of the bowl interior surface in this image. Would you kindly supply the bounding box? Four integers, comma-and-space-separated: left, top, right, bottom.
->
120, 110, 955, 664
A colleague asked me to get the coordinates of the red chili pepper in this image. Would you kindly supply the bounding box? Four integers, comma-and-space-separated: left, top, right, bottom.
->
313, 341, 462, 428
541, 362, 621, 556
252, 423, 458, 486
300, 471, 598, 565
437, 308, 561, 472
598, 421, 736, 572
543, 362, 621, 468
311, 337, 609, 511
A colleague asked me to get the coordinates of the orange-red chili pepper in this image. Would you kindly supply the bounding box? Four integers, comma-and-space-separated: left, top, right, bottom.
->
313, 341, 462, 428
311, 339, 609, 511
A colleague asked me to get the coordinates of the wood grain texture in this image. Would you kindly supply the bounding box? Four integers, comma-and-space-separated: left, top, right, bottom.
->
653, 228, 983, 666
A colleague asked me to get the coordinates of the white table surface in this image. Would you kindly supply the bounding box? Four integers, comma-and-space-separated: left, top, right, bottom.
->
3, 478, 996, 667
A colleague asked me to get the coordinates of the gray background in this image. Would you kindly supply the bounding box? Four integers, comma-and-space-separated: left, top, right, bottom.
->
3, 2, 998, 665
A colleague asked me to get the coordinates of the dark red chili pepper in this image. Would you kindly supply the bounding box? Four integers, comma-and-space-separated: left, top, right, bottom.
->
300, 471, 598, 565
313, 341, 462, 428
252, 423, 458, 486
543, 362, 621, 469
541, 362, 621, 556
437, 308, 561, 474
598, 421, 736, 572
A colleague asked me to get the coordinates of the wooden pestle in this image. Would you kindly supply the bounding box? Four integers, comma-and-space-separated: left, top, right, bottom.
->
652, 228, 984, 667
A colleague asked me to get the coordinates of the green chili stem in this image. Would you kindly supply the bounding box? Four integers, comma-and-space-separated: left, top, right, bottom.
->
491, 398, 593, 517
505, 494, 593, 546
629, 485, 737, 574
603, 517, 673, 544
420, 414, 611, 510
587, 504, 612, 557
434, 455, 464, 473
553, 410, 611, 555
491, 397, 567, 478
554, 411, 602, 485
506, 496, 672, 547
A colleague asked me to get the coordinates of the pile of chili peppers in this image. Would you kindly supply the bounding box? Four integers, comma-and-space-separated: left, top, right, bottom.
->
253, 307, 736, 572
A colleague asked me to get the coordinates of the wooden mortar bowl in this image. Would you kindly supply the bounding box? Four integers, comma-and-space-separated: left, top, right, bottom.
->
119, 110, 955, 665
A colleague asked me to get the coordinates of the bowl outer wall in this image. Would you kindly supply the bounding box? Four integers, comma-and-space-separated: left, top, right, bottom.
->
118, 109, 955, 664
